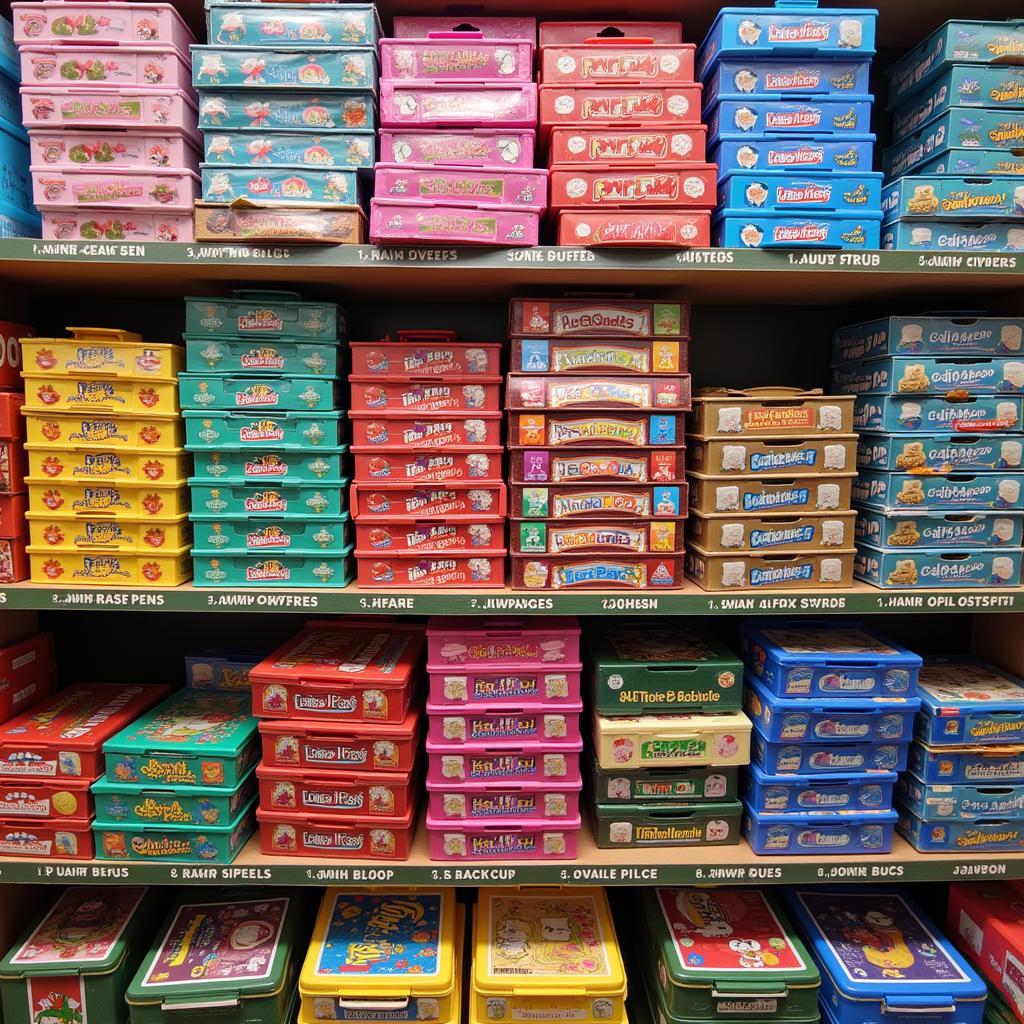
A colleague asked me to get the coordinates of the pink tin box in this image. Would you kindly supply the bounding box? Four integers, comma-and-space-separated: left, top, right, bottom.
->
380, 81, 538, 128
354, 550, 507, 588
427, 662, 583, 706
426, 616, 581, 666
42, 209, 193, 241
380, 36, 534, 82
392, 17, 537, 42
380, 129, 536, 168
539, 21, 683, 45
539, 84, 703, 130
356, 518, 506, 552
12, 2, 195, 50
426, 701, 584, 744
374, 163, 548, 211
370, 200, 541, 246
32, 167, 199, 211
507, 374, 691, 410
548, 126, 707, 166
541, 41, 696, 84
349, 375, 502, 414
426, 735, 583, 783
426, 814, 581, 859
351, 481, 507, 519
550, 165, 717, 209
350, 332, 501, 377
349, 411, 502, 449
21, 45, 193, 94
427, 778, 581, 820
352, 446, 505, 483
21, 87, 199, 134
30, 131, 199, 171
558, 209, 711, 247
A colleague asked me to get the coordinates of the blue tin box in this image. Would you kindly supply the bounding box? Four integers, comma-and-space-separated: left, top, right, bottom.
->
202, 129, 375, 169
704, 59, 872, 109
740, 619, 922, 698
855, 510, 1024, 550
855, 545, 1024, 588
917, 151, 1024, 177
91, 770, 257, 826
909, 741, 1024, 783
180, 373, 337, 411
834, 356, 1024, 396
882, 175, 1024, 224
833, 316, 1024, 364
752, 729, 910, 775
915, 656, 1024, 746
853, 394, 1024, 433
0, 122, 32, 216
187, 445, 348, 483
185, 336, 340, 376
785, 887, 986, 1024
189, 480, 347, 517
852, 470, 1024, 512
745, 672, 919, 744
186, 647, 266, 690
192, 45, 377, 91
0, 195, 40, 238
887, 20, 1024, 107
882, 219, 1024, 253
744, 762, 897, 813
896, 772, 1024, 820
856, 434, 1024, 473
198, 90, 376, 131
743, 802, 897, 855
191, 513, 351, 553
708, 97, 873, 142
710, 136, 875, 174
206, 1, 381, 48
714, 212, 880, 249
718, 170, 881, 214
0, 79, 22, 140
191, 548, 354, 587
697, 1, 877, 80
201, 165, 364, 205
183, 409, 346, 448
899, 809, 1024, 853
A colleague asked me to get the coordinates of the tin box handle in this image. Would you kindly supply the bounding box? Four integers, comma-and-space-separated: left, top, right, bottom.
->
161, 996, 241, 1010
338, 999, 411, 1011
583, 36, 656, 44
713, 982, 788, 998
882, 997, 954, 1014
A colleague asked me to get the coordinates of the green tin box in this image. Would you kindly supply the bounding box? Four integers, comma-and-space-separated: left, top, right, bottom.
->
190, 481, 348, 517
192, 549, 354, 588
91, 768, 257, 826
0, 887, 155, 1024
183, 410, 346, 448
184, 290, 343, 340
594, 800, 742, 848
188, 446, 348, 483
191, 514, 351, 553
102, 689, 259, 789
639, 887, 821, 1022
185, 337, 341, 377
94, 797, 256, 863
588, 623, 743, 715
591, 760, 739, 804
179, 373, 337, 412
127, 889, 307, 1024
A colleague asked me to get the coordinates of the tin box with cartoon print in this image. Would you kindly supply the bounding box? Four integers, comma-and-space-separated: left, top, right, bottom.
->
510, 410, 684, 448
707, 97, 874, 142
744, 804, 897, 855
592, 761, 739, 803
91, 770, 256, 826
717, 170, 881, 215
258, 803, 415, 859
855, 546, 1023, 589
853, 394, 1023, 435
192, 45, 376, 90
184, 289, 341, 340
856, 435, 1024, 476
751, 731, 909, 776
896, 774, 1024, 821
898, 810, 1024, 853
704, 59, 872, 107
426, 701, 583, 745
882, 175, 1024, 224
206, 2, 381, 49
179, 373, 336, 412
258, 763, 415, 819
853, 471, 1024, 512
908, 741, 1024, 784
594, 709, 751, 770
711, 136, 875, 175
835, 356, 1024, 396
744, 763, 896, 814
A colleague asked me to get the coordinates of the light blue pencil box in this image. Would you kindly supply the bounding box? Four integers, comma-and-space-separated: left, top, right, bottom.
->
834, 355, 1024, 395
198, 90, 376, 131
189, 480, 347, 517
855, 509, 1024, 550
896, 773, 1024, 820
710, 136, 875, 174
707, 97, 874, 143
882, 220, 1024, 253
854, 545, 1023, 589
855, 434, 1024, 473
190, 513, 352, 553
909, 740, 1024, 783
882, 175, 1024, 224
202, 128, 375, 168
179, 372, 337, 411
898, 809, 1024, 852
192, 45, 377, 90
201, 165, 365, 205
852, 470, 1024, 512
205, 1, 381, 48
704, 58, 871, 109
714, 211, 880, 249
853, 393, 1024, 433
832, 315, 1024, 363
717, 169, 881, 214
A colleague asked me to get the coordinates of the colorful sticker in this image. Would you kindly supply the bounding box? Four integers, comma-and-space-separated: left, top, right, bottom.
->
27, 977, 88, 1024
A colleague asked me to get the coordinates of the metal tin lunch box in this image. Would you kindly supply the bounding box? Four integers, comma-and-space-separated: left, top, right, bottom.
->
751, 730, 910, 776
185, 290, 341, 340
784, 888, 986, 1024
881, 220, 1024, 254
514, 482, 683, 519
898, 808, 1024, 853
352, 446, 503, 484
355, 517, 504, 552
718, 165, 866, 218
513, 552, 684, 590
351, 410, 501, 449
835, 355, 1024, 396
511, 447, 684, 484
908, 741, 1024, 783
426, 615, 580, 666
102, 689, 258, 789
594, 709, 751, 770
713, 212, 880, 250
192, 45, 376, 91
92, 770, 256, 826
710, 137, 875, 175
688, 388, 854, 438
27, 546, 192, 586
509, 337, 685, 376
198, 90, 376, 131
27, 478, 190, 520
184, 336, 339, 375
744, 763, 896, 813
380, 127, 536, 167
853, 471, 1024, 513
592, 761, 738, 803
509, 297, 688, 339
687, 472, 853, 516
856, 435, 1024, 475
594, 800, 741, 848
739, 620, 922, 698
189, 481, 347, 517
22, 329, 182, 381
510, 410, 684, 447
918, 151, 1024, 176
896, 773, 1024, 821
206, 2, 381, 48
190, 513, 350, 553
179, 373, 336, 412
183, 409, 345, 448
350, 375, 501, 413
853, 395, 1023, 434
686, 510, 857, 554
427, 777, 580, 820
428, 662, 582, 707
203, 164, 369, 210
744, 803, 898, 855
0, 887, 154, 1024
382, 37, 533, 82
833, 315, 1024, 363
257, 763, 416, 818
203, 128, 373, 168
427, 814, 580, 859
588, 623, 741, 715
188, 445, 346, 483
351, 481, 506, 519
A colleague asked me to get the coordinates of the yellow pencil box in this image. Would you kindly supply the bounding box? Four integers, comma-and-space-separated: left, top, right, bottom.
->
24, 412, 184, 450
28, 545, 192, 586
22, 376, 179, 415
21, 327, 183, 381
25, 446, 190, 484
26, 512, 192, 553
27, 479, 190, 518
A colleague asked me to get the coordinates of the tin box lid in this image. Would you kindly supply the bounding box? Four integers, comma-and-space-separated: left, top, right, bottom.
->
589, 624, 741, 673
300, 888, 457, 999
91, 767, 256, 801
746, 672, 921, 713
642, 887, 819, 992
473, 886, 625, 998
594, 710, 751, 739
917, 657, 1024, 715
0, 887, 150, 979
252, 623, 423, 689
784, 888, 986, 1002
740, 620, 923, 669
103, 690, 256, 759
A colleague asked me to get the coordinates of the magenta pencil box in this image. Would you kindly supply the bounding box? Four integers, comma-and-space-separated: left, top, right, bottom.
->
380, 129, 536, 167
380, 81, 538, 127
426, 813, 581, 859
427, 662, 583, 706
392, 16, 537, 42
426, 616, 581, 666
380, 36, 534, 82
425, 700, 584, 744
374, 163, 548, 210
427, 735, 584, 784
426, 777, 581, 820
370, 199, 540, 245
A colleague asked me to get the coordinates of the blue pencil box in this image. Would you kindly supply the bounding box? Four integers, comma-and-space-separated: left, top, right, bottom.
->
853, 394, 1024, 433
710, 136, 875, 174
833, 315, 1024, 363
198, 90, 376, 131
745, 673, 919, 744
882, 175, 1024, 224
896, 772, 1024, 820
752, 729, 910, 775
855, 510, 1024, 550
707, 97, 873, 142
909, 741, 1024, 783
852, 470, 1024, 512
882, 220, 1024, 254
855, 434, 1024, 473
205, 1, 381, 48
186, 646, 266, 690
704, 59, 871, 109
714, 211, 880, 249
785, 887, 986, 1024
834, 356, 1024, 396
718, 170, 881, 214
202, 129, 375, 169
854, 545, 1024, 589
744, 802, 897, 855
744, 763, 896, 813
898, 808, 1024, 853
201, 165, 364, 205
917, 151, 1024, 177
0, 120, 31, 216
740, 618, 922, 698
192, 45, 377, 91
0, 194, 39, 239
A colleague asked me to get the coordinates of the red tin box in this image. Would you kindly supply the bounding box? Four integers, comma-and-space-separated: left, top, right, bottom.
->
0, 495, 28, 540
258, 804, 415, 859
0, 683, 171, 779
539, 85, 703, 131
0, 322, 32, 392
509, 297, 689, 338
259, 712, 421, 773
352, 446, 504, 484
539, 22, 683, 45
251, 621, 424, 724
0, 632, 55, 724
256, 763, 417, 819
509, 337, 686, 375
351, 482, 507, 520
0, 537, 29, 584
0, 815, 94, 859
356, 518, 506, 552
541, 42, 695, 84
350, 411, 502, 449
350, 332, 502, 378
355, 549, 507, 588
550, 165, 716, 209
558, 209, 711, 247
0, 776, 93, 822
511, 518, 684, 554
510, 447, 684, 483
510, 482, 687, 519
512, 552, 684, 589
548, 126, 707, 166
0, 393, 24, 437
0, 439, 28, 495
507, 373, 691, 410
349, 376, 502, 414
510, 410, 687, 447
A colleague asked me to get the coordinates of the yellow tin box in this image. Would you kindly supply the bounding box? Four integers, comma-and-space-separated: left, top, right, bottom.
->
300, 888, 459, 1024
24, 412, 184, 451
21, 327, 183, 382
27, 479, 190, 518
26, 513, 192, 552
28, 545, 192, 585
473, 886, 626, 1024
592, 709, 752, 770
25, 446, 190, 484
22, 376, 179, 415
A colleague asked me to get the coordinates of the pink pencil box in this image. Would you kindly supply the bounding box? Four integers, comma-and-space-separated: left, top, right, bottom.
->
426, 701, 584, 744
392, 16, 537, 42
31, 167, 199, 211
41, 209, 193, 241
350, 481, 508, 520
12, 1, 195, 50
374, 164, 548, 211
20, 45, 194, 96
426, 735, 583, 784
30, 131, 199, 171
370, 199, 540, 246
539, 84, 702, 130
21, 86, 199, 134
426, 778, 582, 820
349, 375, 503, 413
539, 21, 683, 45
380, 81, 538, 128
426, 616, 581, 666
426, 814, 581, 859
380, 129, 536, 168
427, 662, 583, 706
380, 35, 534, 82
